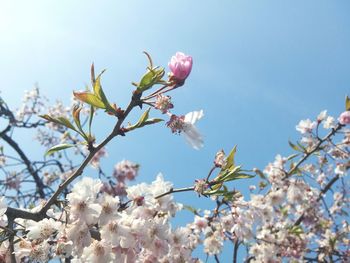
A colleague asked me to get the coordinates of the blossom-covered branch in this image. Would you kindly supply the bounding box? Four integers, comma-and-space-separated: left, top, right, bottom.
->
0, 53, 348, 263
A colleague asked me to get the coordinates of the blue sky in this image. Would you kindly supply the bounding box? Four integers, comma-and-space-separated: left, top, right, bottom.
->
1, 1, 349, 261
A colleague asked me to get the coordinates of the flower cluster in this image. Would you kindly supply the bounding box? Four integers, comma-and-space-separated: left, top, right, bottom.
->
101, 160, 140, 197
7, 175, 202, 262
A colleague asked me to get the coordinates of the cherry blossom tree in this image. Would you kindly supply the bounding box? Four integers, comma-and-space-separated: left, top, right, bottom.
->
0, 52, 349, 263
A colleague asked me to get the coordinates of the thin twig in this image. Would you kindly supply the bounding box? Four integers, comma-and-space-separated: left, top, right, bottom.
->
293, 174, 340, 226
206, 166, 216, 182
0, 133, 46, 198
155, 186, 195, 199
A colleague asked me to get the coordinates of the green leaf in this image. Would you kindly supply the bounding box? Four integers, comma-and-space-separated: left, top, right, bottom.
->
72, 105, 83, 133
138, 70, 156, 91
137, 67, 165, 92
289, 225, 304, 236
288, 140, 301, 152
127, 108, 150, 130
45, 144, 75, 156
137, 107, 150, 124
223, 145, 237, 170
72, 105, 88, 140
223, 190, 242, 201
280, 206, 289, 217
230, 173, 255, 180
126, 109, 163, 132
143, 118, 164, 125
56, 117, 77, 131
40, 114, 78, 133
93, 71, 115, 113
346, 95, 350, 111
204, 180, 223, 195
183, 205, 199, 215
259, 181, 267, 189
286, 153, 299, 161
219, 165, 241, 181
39, 114, 57, 123
92, 69, 106, 95
296, 141, 307, 152
73, 91, 106, 109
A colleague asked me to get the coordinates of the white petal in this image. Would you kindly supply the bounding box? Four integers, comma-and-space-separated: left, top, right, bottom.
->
183, 124, 204, 150
0, 197, 7, 216
184, 110, 204, 125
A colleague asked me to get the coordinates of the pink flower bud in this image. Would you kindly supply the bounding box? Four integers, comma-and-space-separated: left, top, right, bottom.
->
168, 52, 193, 82
338, 111, 350, 125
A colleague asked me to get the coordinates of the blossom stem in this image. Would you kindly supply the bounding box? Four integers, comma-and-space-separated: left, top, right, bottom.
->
143, 83, 175, 100
155, 186, 195, 199
206, 166, 216, 183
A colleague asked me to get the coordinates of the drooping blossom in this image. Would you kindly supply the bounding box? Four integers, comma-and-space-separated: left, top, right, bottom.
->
168, 52, 193, 83
166, 110, 204, 150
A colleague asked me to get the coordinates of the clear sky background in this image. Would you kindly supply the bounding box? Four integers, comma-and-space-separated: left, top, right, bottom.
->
0, 1, 349, 261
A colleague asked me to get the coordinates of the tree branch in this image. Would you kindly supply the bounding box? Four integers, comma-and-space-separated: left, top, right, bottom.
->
293, 174, 340, 226
0, 133, 45, 198
5, 93, 140, 222
8, 217, 16, 263
233, 240, 239, 263
285, 124, 343, 179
